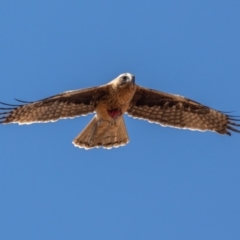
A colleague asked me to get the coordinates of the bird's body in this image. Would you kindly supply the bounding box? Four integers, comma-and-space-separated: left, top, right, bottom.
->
73, 73, 136, 149
95, 74, 136, 121
0, 73, 239, 149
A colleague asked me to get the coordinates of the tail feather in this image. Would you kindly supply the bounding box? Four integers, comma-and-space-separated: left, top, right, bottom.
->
72, 116, 129, 149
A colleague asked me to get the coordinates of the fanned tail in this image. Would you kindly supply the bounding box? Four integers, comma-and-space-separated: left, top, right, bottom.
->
72, 116, 129, 149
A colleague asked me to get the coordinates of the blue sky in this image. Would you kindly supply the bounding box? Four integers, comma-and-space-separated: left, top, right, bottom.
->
0, 1, 240, 239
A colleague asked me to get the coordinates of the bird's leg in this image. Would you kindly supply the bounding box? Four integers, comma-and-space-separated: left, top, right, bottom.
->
98, 119, 116, 126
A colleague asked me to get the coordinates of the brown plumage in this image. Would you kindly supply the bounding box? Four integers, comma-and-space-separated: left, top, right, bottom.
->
0, 73, 239, 149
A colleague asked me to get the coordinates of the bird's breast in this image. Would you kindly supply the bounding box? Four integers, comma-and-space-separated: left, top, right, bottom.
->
107, 109, 122, 119
96, 85, 136, 121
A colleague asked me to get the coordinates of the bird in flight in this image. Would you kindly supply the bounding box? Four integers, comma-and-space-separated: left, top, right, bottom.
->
0, 73, 239, 149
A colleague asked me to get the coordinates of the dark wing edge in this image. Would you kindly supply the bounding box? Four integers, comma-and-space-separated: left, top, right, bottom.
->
127, 85, 240, 136
0, 85, 108, 125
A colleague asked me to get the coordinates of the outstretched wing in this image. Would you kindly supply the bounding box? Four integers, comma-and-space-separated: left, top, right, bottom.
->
127, 86, 240, 135
0, 85, 108, 124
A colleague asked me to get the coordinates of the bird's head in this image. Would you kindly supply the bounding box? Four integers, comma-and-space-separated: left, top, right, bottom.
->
107, 73, 136, 104
109, 73, 135, 90
118, 73, 135, 86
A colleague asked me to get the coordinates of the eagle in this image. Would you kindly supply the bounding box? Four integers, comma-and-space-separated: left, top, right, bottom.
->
0, 73, 239, 149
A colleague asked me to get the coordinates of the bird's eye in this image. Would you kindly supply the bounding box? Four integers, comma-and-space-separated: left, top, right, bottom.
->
122, 76, 128, 81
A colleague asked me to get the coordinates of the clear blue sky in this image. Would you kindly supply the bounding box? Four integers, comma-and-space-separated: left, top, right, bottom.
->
0, 1, 240, 239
